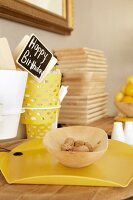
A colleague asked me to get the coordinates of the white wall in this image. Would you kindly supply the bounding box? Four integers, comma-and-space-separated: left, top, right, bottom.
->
0, 0, 133, 115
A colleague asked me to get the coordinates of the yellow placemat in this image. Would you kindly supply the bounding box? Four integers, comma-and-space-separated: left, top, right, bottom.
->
1, 139, 133, 187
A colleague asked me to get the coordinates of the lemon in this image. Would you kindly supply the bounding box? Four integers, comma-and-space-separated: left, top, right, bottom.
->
121, 85, 126, 93
127, 76, 133, 84
125, 83, 133, 97
122, 96, 133, 102
115, 92, 124, 102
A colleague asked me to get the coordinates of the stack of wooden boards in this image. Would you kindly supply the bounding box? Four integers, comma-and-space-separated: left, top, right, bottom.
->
53, 48, 108, 125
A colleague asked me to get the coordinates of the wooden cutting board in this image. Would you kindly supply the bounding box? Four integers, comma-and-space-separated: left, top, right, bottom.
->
64, 80, 106, 86
58, 59, 107, 65
62, 82, 106, 87
64, 81, 106, 87
53, 47, 104, 53
67, 86, 106, 90
60, 104, 107, 114
67, 88, 106, 95
62, 74, 107, 82
62, 71, 107, 77
64, 93, 108, 100
62, 77, 107, 83
60, 69, 107, 73
59, 114, 107, 125
59, 109, 107, 119
64, 88, 106, 96
62, 81, 106, 87
62, 96, 108, 105
60, 106, 107, 115
54, 51, 104, 58
53, 48, 104, 58
62, 99, 108, 106
56, 54, 106, 61
58, 63, 108, 68
61, 101, 108, 110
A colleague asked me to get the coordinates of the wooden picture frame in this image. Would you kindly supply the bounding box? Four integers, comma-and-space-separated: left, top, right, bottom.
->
0, 0, 73, 35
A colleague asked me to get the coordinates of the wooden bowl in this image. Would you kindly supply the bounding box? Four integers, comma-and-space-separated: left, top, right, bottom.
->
43, 126, 108, 168
115, 102, 133, 117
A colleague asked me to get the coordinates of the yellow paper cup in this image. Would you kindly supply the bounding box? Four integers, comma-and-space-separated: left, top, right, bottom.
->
23, 71, 61, 108
26, 123, 54, 139
21, 106, 60, 125
25, 106, 60, 139
21, 70, 61, 124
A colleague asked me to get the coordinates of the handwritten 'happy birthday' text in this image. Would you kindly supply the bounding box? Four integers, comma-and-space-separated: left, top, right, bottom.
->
20, 36, 49, 75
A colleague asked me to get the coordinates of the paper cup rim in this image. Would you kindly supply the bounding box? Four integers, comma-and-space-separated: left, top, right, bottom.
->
1, 109, 25, 116
23, 105, 61, 110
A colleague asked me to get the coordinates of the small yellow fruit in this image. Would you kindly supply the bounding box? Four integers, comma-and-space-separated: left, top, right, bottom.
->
122, 96, 133, 102
125, 83, 133, 97
127, 76, 133, 84
121, 85, 126, 93
115, 92, 124, 102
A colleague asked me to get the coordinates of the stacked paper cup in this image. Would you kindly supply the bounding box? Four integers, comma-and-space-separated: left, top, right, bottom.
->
0, 38, 28, 139
21, 69, 61, 138
13, 35, 62, 139
111, 121, 133, 146
0, 70, 28, 139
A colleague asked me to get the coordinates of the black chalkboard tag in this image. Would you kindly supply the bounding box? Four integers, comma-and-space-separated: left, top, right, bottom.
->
16, 34, 57, 82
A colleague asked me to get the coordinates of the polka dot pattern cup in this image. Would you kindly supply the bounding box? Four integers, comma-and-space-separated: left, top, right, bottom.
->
21, 69, 61, 138
26, 123, 56, 139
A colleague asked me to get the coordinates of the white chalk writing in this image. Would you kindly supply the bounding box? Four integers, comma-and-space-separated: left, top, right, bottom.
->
28, 36, 49, 64
20, 50, 42, 74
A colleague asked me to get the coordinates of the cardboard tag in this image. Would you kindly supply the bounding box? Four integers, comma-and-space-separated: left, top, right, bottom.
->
17, 34, 57, 81
0, 38, 16, 70
13, 35, 30, 61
